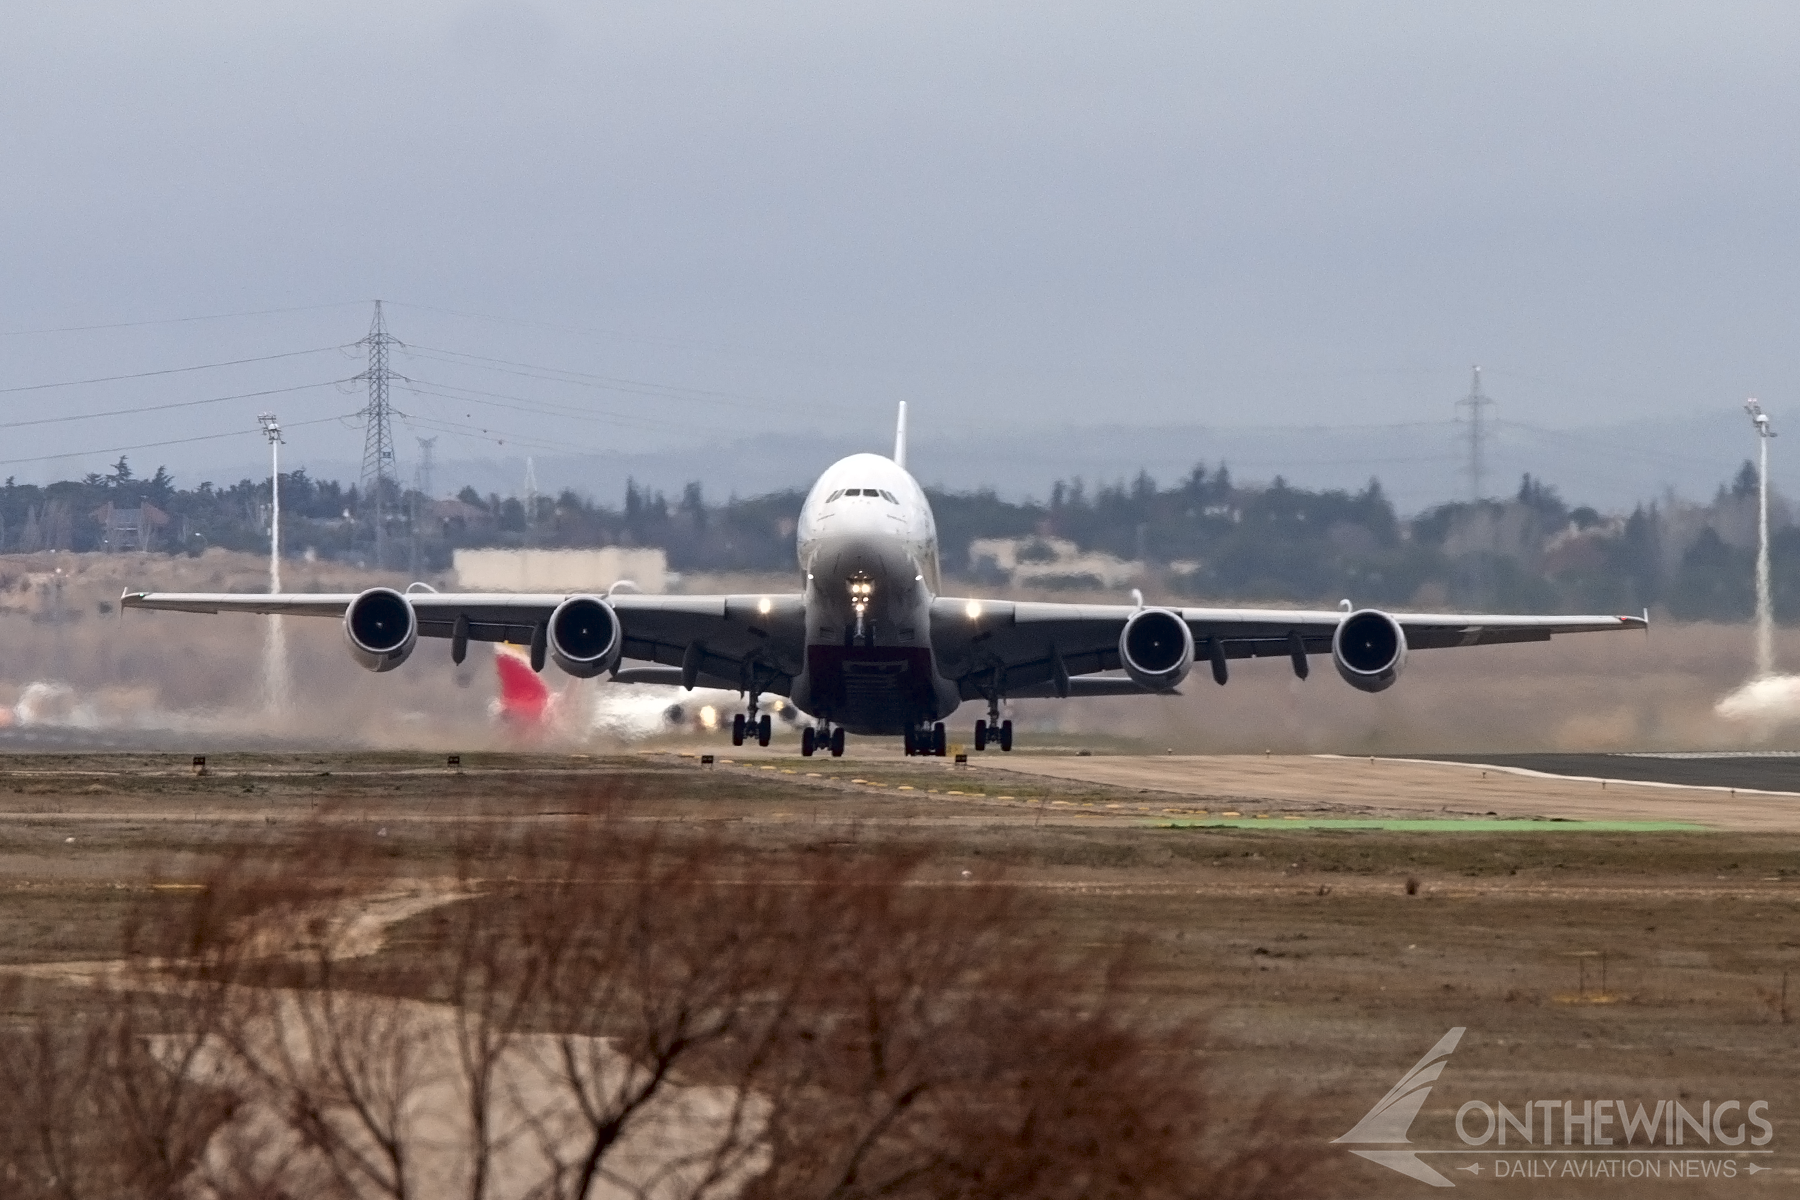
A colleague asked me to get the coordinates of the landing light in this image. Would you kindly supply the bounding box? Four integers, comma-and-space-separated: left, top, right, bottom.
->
699, 705, 718, 729
965, 600, 982, 619
757, 596, 772, 615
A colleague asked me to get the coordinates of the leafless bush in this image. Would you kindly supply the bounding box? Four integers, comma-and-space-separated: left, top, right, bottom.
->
0, 819, 1321, 1200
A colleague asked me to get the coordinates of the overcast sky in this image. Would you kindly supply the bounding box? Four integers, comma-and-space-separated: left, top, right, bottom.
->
3, 2, 1799, 498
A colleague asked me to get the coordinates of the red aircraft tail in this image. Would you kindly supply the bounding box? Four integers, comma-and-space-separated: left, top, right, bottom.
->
493, 644, 552, 724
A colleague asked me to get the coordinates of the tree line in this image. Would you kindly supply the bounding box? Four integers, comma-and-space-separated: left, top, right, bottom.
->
0, 455, 1789, 620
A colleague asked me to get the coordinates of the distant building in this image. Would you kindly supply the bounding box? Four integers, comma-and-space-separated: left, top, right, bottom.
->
93, 502, 169, 552
966, 535, 1142, 590
424, 497, 493, 535
453, 547, 668, 594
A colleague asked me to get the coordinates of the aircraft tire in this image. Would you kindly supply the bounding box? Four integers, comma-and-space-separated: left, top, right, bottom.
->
902, 726, 915, 755
830, 726, 846, 757
801, 727, 816, 757
757, 714, 772, 747
974, 720, 988, 751
932, 722, 947, 757
732, 713, 745, 746
999, 719, 1013, 752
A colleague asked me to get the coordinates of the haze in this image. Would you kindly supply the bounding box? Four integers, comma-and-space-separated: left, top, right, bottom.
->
3, 2, 1798, 502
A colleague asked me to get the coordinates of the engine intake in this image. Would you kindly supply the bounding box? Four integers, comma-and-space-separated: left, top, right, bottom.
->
1118, 608, 1194, 691
1333, 609, 1407, 693
344, 587, 417, 672
549, 595, 623, 678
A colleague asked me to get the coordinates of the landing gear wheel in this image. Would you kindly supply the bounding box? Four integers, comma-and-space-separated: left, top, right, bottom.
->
974, 720, 988, 751
801, 727, 816, 757
757, 714, 772, 747
999, 719, 1013, 752
933, 722, 947, 757
732, 713, 746, 747
830, 726, 846, 757
902, 727, 915, 756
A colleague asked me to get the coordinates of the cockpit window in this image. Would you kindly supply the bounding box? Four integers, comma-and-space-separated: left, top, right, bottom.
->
827, 489, 844, 501
879, 490, 897, 502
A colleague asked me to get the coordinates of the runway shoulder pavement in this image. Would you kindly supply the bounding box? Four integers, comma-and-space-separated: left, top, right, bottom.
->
975, 752, 1800, 832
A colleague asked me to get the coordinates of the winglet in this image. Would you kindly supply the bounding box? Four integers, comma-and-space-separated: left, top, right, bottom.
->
893, 401, 908, 470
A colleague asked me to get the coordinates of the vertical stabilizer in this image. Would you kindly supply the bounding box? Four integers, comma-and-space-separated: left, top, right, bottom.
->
893, 401, 908, 469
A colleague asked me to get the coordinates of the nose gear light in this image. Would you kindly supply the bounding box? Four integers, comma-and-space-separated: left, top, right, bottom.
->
848, 575, 874, 640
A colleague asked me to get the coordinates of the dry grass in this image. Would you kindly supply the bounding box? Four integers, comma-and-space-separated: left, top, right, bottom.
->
0, 754, 1794, 1196
0, 801, 1325, 1200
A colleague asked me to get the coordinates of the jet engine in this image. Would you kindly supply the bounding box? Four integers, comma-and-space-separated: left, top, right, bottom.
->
344, 587, 418, 672
1332, 608, 1407, 693
548, 595, 623, 678
1118, 608, 1194, 691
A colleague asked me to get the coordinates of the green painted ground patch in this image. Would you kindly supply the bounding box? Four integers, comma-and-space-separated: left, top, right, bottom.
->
1159, 817, 1710, 833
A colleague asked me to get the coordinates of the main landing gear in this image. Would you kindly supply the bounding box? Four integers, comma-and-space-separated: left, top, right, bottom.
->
904, 723, 947, 757
731, 711, 772, 748
800, 725, 846, 758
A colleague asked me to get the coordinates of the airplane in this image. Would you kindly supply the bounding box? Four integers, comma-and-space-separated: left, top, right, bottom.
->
122, 404, 1647, 758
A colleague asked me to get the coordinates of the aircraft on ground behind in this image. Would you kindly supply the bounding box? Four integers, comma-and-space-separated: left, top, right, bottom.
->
124, 405, 1646, 757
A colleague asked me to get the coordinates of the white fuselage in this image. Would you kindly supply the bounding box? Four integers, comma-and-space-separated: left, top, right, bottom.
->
788, 453, 960, 733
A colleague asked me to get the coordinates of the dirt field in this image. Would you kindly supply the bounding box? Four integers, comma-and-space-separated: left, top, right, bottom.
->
0, 749, 1794, 1196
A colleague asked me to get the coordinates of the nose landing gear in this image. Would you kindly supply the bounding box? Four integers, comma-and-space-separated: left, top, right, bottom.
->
731, 708, 772, 748
973, 697, 1014, 752
801, 724, 848, 758
904, 723, 947, 757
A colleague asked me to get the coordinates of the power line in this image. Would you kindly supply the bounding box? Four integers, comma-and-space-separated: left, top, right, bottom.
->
386, 300, 733, 355
0, 345, 351, 394
0, 411, 362, 470
0, 301, 366, 338
0, 379, 355, 432
403, 344, 792, 410
394, 411, 618, 459
397, 379, 689, 434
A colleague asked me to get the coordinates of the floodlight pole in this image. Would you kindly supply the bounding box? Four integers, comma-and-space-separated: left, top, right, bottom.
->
258, 411, 290, 714
1746, 398, 1776, 679
259, 412, 283, 593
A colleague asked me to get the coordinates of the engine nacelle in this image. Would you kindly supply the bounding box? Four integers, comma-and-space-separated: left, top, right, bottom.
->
548, 595, 623, 678
1333, 608, 1407, 693
344, 587, 418, 673
1118, 608, 1194, 691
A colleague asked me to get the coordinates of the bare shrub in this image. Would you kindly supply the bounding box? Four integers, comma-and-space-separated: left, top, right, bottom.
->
0, 818, 1321, 1200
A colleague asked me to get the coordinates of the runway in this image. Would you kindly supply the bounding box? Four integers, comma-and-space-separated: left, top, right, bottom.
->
973, 752, 1800, 832
1420, 750, 1800, 792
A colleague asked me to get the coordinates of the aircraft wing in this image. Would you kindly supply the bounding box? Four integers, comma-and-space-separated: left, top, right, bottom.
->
120, 590, 808, 696
928, 598, 1646, 699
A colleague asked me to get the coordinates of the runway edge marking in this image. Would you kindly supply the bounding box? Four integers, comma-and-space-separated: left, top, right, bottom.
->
1322, 754, 1800, 801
